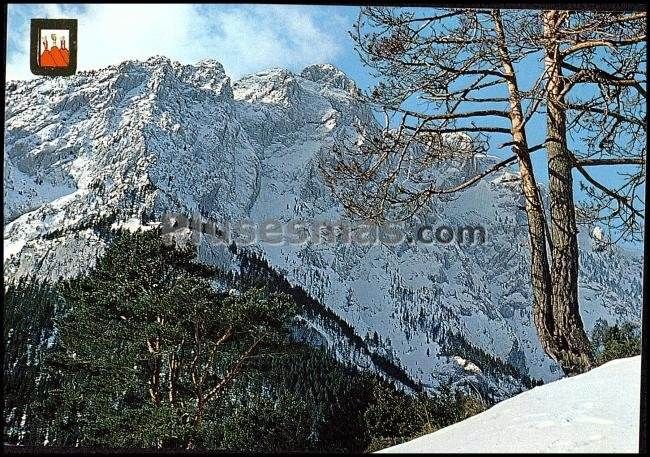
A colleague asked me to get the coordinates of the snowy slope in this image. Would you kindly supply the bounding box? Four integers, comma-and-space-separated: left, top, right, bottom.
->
3, 57, 643, 396
379, 356, 641, 453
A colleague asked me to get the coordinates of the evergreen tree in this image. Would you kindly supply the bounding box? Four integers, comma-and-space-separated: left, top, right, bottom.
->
3, 279, 64, 444
257, 345, 373, 452
47, 229, 295, 449
363, 379, 486, 452
364, 380, 421, 451
591, 319, 641, 366
221, 393, 312, 452
3, 229, 490, 452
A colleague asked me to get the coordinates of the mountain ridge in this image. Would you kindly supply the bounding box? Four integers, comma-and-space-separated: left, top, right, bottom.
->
3, 56, 643, 396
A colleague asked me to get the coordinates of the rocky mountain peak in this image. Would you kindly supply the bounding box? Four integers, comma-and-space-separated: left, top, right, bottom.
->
3, 58, 643, 397
300, 63, 358, 93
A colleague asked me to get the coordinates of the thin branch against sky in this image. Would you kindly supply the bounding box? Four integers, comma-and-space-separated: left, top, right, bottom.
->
5, 4, 645, 246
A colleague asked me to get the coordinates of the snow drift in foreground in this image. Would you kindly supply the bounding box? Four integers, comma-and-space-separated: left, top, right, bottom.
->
379, 356, 641, 453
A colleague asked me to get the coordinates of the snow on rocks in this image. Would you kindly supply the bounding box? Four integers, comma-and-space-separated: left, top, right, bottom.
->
3, 58, 643, 396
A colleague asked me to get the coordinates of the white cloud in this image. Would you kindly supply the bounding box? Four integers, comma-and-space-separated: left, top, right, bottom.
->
5, 4, 348, 81
6, 4, 64, 80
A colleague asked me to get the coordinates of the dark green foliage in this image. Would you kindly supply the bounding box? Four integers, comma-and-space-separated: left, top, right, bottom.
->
221, 393, 312, 452
364, 381, 423, 450
252, 345, 373, 452
3, 230, 489, 452
3, 279, 64, 444
591, 319, 641, 366
40, 230, 295, 449
421, 383, 486, 430
362, 379, 486, 452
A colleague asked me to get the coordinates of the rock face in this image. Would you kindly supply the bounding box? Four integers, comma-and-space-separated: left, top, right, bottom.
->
3, 57, 643, 395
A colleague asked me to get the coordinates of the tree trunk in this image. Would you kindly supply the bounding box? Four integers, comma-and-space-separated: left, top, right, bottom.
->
542, 10, 593, 374
491, 10, 557, 361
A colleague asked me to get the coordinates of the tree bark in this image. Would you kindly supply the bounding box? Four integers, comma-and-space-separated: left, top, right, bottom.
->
491, 10, 557, 361
542, 10, 593, 374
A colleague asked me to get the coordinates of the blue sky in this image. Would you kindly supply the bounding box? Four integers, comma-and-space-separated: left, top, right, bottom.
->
5, 4, 645, 246
6, 4, 366, 82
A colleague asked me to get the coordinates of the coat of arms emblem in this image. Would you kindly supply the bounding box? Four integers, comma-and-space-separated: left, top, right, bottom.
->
30, 18, 77, 76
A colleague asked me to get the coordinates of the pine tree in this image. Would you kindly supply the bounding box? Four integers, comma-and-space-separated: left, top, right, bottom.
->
220, 393, 312, 452
3, 279, 64, 445
47, 229, 296, 449
591, 319, 641, 365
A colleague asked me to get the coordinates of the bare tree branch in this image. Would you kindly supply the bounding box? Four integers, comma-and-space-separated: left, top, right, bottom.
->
561, 34, 646, 56
575, 157, 645, 167
575, 164, 644, 220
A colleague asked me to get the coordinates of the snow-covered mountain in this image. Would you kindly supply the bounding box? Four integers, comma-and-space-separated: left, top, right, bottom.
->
379, 356, 641, 453
3, 57, 643, 396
